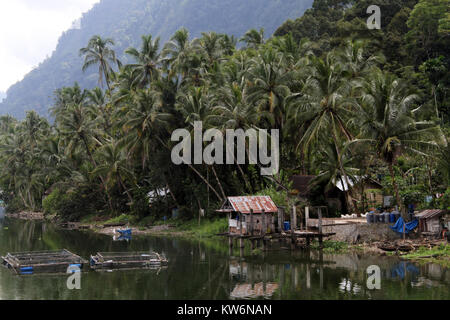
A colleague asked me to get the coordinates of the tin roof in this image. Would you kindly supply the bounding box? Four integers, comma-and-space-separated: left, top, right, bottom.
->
415, 209, 446, 219
227, 196, 278, 214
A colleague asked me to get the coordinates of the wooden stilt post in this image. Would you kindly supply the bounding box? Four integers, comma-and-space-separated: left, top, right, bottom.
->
318, 207, 323, 235
239, 212, 243, 236
319, 250, 324, 289
292, 206, 297, 231
305, 206, 310, 230
278, 207, 284, 233
294, 265, 298, 288
250, 209, 254, 236
306, 263, 311, 289
228, 236, 233, 255
262, 209, 266, 236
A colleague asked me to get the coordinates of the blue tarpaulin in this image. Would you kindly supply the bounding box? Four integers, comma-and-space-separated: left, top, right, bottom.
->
390, 217, 418, 234
390, 262, 420, 279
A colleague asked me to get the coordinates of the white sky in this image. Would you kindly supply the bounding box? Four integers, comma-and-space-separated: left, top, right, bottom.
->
0, 0, 100, 93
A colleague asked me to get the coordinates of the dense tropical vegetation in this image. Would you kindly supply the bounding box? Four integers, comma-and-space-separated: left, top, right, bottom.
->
0, 0, 448, 224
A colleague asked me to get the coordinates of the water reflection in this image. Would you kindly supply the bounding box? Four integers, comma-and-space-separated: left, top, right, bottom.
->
0, 218, 449, 300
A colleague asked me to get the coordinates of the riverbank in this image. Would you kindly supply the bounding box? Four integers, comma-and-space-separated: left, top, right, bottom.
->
400, 244, 450, 267
5, 211, 44, 220
75, 214, 229, 239
4, 212, 449, 266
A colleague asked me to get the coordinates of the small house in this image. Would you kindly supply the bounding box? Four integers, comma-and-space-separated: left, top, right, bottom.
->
334, 176, 384, 210
290, 175, 348, 214
415, 209, 447, 234
217, 196, 278, 235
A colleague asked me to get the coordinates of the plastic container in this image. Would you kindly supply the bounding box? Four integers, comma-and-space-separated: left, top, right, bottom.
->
389, 213, 395, 223
366, 214, 374, 224
283, 221, 291, 231
377, 214, 384, 223
20, 267, 33, 274
383, 212, 390, 224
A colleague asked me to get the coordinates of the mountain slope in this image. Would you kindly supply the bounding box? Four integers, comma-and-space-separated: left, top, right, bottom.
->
0, 0, 313, 119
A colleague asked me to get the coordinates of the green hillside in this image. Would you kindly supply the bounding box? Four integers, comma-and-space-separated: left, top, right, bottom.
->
0, 0, 313, 119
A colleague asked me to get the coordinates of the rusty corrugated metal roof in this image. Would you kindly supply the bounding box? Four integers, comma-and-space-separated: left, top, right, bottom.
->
415, 209, 446, 219
227, 196, 278, 214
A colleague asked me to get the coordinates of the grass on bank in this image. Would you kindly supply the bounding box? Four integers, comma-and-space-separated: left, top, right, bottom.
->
79, 213, 228, 238
402, 244, 450, 267
310, 240, 349, 253
171, 218, 228, 238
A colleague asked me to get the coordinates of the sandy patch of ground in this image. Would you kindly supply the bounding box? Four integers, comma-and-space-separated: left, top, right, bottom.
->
5, 211, 44, 220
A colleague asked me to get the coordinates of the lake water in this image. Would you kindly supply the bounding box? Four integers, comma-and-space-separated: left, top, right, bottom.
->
0, 214, 449, 300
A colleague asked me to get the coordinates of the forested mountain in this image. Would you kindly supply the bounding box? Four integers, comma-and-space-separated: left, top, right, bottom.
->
0, 0, 313, 119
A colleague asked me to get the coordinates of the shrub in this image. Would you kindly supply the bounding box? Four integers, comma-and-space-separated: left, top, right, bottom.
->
42, 187, 97, 222
42, 188, 64, 215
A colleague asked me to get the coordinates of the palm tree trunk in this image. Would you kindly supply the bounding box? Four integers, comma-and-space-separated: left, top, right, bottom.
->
80, 134, 114, 212
331, 131, 356, 214
187, 164, 223, 201
211, 165, 226, 200
118, 173, 133, 204
388, 163, 404, 218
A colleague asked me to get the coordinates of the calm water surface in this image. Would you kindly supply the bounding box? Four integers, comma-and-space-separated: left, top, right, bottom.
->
0, 211, 449, 300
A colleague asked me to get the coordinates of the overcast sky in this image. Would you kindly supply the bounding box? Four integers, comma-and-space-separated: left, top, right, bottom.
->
0, 0, 100, 93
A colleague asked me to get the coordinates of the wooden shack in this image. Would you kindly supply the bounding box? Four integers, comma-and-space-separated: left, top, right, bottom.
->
415, 209, 447, 234
217, 196, 278, 236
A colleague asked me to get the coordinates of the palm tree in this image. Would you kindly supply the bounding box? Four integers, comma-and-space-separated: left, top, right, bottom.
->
92, 139, 134, 206
354, 71, 445, 216
195, 32, 225, 67
58, 102, 114, 212
337, 39, 384, 80
80, 35, 121, 91
19, 111, 49, 152
125, 35, 161, 88
288, 52, 357, 212
161, 28, 191, 76
246, 48, 292, 130
240, 28, 265, 49
87, 87, 112, 133
51, 84, 87, 123
312, 142, 358, 213
121, 89, 171, 169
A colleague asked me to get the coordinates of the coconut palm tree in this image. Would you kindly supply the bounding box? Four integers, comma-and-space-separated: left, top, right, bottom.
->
125, 35, 161, 88
246, 48, 292, 130
80, 35, 121, 91
312, 141, 358, 213
240, 28, 265, 49
161, 28, 191, 76
288, 52, 357, 212
92, 139, 134, 206
353, 71, 445, 216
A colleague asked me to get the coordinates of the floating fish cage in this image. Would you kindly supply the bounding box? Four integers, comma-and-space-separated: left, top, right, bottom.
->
90, 251, 168, 271
1, 249, 88, 275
